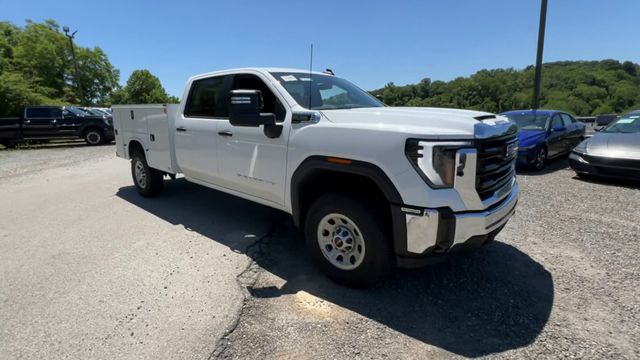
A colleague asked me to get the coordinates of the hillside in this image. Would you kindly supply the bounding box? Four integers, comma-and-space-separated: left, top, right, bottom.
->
370, 60, 640, 116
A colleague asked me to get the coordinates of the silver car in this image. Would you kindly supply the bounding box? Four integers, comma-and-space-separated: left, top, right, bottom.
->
569, 110, 640, 180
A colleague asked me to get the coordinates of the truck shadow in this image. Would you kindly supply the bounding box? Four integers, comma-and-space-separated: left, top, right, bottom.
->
116, 179, 553, 358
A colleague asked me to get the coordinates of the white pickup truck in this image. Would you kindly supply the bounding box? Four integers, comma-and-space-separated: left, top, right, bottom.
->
113, 68, 519, 287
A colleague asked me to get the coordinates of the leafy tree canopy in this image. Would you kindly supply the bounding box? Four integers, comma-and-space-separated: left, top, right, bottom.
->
110, 69, 177, 104
370, 60, 640, 116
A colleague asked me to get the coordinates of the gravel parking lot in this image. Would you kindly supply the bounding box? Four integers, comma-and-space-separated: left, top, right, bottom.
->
0, 145, 638, 359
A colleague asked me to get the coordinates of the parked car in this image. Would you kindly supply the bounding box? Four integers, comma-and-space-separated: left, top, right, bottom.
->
570, 110, 640, 180
112, 67, 520, 287
501, 109, 586, 170
595, 114, 618, 127
0, 105, 114, 148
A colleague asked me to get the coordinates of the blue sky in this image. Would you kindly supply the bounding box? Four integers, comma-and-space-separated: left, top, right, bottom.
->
2, 0, 639, 97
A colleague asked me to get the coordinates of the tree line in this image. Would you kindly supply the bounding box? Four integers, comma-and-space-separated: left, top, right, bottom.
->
0, 19, 175, 116
370, 60, 640, 116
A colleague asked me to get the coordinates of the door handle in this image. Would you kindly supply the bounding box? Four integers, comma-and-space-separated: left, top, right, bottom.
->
176, 127, 187, 132
24, 120, 31, 124
218, 130, 233, 137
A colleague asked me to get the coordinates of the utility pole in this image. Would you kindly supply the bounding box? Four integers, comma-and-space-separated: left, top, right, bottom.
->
532, 0, 548, 109
63, 26, 84, 105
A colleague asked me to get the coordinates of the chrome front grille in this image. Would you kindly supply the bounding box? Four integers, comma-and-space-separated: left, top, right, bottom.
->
475, 134, 517, 201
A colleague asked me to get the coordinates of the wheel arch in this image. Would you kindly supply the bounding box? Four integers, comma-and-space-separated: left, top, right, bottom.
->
290, 156, 403, 229
128, 139, 145, 159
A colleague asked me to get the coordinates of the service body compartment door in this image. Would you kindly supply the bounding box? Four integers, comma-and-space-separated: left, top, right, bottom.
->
146, 108, 174, 173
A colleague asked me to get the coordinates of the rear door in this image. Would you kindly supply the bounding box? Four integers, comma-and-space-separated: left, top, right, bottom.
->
174, 74, 232, 182
561, 113, 583, 151
22, 107, 60, 137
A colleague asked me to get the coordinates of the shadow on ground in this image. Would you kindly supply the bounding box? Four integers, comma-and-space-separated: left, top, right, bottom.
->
117, 179, 554, 358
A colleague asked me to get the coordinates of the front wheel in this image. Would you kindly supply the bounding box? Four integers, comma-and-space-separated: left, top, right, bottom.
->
131, 153, 164, 197
533, 147, 547, 171
304, 193, 394, 288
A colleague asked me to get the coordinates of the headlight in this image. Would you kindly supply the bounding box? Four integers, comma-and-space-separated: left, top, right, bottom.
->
405, 139, 472, 188
574, 139, 588, 153
104, 118, 113, 126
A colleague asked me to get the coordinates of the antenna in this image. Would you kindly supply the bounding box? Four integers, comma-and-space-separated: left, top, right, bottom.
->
308, 43, 313, 109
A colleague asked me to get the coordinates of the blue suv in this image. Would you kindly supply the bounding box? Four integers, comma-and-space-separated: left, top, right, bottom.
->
501, 110, 585, 170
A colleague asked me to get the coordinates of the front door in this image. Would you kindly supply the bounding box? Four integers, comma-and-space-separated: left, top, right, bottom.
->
216, 72, 290, 206
547, 114, 566, 157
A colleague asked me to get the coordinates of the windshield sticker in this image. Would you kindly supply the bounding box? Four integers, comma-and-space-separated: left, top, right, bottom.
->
299, 77, 312, 81
280, 75, 297, 82
616, 118, 635, 123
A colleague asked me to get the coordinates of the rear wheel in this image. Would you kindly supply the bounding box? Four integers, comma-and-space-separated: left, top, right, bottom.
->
84, 129, 104, 145
304, 193, 394, 288
131, 152, 164, 197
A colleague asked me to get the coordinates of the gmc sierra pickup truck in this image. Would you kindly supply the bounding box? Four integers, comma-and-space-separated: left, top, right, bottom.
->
0, 105, 114, 148
113, 68, 519, 287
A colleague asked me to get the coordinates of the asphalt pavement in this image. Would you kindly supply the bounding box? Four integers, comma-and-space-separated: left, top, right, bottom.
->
0, 144, 638, 359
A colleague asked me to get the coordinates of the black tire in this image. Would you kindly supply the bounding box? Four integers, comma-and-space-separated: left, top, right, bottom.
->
304, 193, 394, 288
131, 152, 164, 197
84, 128, 105, 146
533, 146, 547, 171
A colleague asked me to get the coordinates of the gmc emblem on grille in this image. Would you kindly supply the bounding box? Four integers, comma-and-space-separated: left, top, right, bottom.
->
504, 142, 517, 159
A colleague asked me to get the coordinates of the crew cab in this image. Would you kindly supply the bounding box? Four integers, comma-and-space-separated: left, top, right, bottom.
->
0, 105, 114, 148
113, 68, 520, 287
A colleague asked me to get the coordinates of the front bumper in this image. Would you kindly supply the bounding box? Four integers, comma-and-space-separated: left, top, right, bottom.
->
395, 183, 519, 268
569, 152, 640, 180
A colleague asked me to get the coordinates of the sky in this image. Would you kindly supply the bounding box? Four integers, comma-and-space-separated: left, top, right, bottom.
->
2, 0, 639, 97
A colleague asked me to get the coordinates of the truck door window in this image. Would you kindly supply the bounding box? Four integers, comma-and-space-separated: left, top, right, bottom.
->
231, 74, 286, 122
184, 75, 229, 118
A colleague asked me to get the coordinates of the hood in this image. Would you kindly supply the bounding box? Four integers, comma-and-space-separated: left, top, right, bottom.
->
517, 129, 546, 147
320, 107, 507, 137
584, 132, 640, 159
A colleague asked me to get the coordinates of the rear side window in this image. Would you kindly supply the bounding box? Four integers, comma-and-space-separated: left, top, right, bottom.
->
26, 108, 51, 118
184, 76, 229, 118
561, 113, 574, 126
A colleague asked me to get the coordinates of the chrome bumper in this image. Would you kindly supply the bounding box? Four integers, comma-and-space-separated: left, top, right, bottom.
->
452, 183, 519, 245
405, 183, 519, 254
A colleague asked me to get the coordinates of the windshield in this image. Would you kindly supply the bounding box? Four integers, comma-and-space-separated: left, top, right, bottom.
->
503, 113, 550, 130
602, 112, 640, 134
270, 72, 383, 110
66, 107, 90, 116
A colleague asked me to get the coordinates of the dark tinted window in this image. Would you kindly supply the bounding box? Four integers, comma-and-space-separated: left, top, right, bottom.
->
26, 107, 59, 118
561, 113, 574, 126
231, 74, 286, 121
184, 76, 229, 118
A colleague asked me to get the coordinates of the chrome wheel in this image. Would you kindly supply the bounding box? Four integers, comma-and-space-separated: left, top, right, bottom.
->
317, 213, 365, 271
134, 160, 147, 189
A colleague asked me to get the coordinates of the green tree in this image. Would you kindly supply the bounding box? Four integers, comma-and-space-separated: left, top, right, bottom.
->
112, 69, 173, 104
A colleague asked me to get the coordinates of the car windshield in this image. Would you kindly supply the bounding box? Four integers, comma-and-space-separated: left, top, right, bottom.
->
503, 113, 550, 130
270, 72, 383, 110
602, 112, 640, 134
66, 107, 90, 116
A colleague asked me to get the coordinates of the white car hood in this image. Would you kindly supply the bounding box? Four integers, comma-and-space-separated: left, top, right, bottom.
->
320, 107, 508, 137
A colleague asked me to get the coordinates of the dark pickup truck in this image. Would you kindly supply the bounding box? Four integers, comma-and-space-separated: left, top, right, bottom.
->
0, 106, 114, 148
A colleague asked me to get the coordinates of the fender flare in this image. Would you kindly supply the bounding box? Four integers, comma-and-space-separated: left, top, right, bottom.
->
290, 156, 403, 227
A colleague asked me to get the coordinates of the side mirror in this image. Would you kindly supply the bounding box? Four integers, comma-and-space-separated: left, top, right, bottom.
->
551, 125, 566, 132
228, 90, 276, 127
